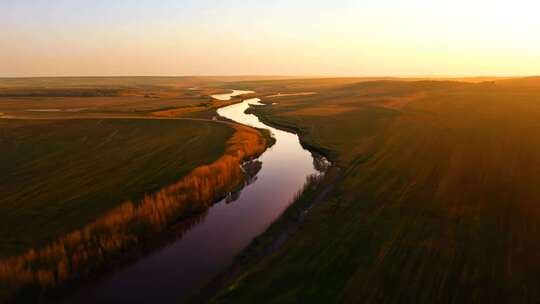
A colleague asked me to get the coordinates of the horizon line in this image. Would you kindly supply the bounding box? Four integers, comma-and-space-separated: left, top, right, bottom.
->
1, 74, 538, 80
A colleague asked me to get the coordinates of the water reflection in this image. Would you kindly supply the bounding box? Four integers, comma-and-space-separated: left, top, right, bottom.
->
65, 91, 320, 303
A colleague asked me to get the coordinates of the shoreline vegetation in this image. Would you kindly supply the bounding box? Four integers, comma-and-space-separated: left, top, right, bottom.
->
0, 123, 269, 303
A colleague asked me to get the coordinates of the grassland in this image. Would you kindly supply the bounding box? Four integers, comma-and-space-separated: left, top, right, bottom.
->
0, 119, 233, 257
0, 77, 272, 302
209, 77, 540, 303
0, 123, 267, 303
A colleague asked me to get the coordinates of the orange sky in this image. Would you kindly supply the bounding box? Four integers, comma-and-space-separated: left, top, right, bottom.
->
1, 0, 539, 77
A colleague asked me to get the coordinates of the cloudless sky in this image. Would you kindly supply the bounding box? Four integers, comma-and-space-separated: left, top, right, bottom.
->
1, 0, 539, 77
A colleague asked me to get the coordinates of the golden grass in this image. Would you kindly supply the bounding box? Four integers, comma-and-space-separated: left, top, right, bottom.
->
152, 100, 238, 117
284, 105, 358, 116
374, 92, 426, 109
118, 91, 185, 99
0, 124, 267, 299
209, 78, 540, 303
152, 107, 208, 117
266, 92, 317, 98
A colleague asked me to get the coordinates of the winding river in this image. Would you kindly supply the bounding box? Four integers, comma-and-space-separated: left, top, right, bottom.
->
65, 90, 322, 303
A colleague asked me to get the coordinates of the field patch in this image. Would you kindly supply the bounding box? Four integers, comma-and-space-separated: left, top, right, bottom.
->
0, 118, 234, 257
283, 104, 358, 116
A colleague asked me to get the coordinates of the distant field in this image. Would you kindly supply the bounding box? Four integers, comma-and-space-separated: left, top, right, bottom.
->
0, 118, 233, 257
0, 76, 241, 119
0, 76, 509, 120
211, 77, 540, 303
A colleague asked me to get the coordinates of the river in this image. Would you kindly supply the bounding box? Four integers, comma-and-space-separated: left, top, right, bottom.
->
64, 90, 323, 303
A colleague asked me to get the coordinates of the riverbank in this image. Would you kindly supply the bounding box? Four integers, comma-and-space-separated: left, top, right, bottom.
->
191, 165, 340, 304
202, 78, 540, 303
0, 123, 269, 304
190, 101, 341, 304
245, 105, 334, 162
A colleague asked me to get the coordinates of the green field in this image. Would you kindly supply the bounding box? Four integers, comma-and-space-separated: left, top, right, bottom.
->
210, 77, 540, 303
0, 118, 233, 257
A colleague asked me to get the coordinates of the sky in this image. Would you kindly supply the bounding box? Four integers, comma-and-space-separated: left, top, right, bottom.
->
1, 0, 540, 77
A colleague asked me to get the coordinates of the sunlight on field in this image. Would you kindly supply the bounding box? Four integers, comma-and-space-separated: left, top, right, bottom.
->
209, 77, 540, 303
3, 0, 540, 302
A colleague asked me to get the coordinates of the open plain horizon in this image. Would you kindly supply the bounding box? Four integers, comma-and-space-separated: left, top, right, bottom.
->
2, 0, 540, 303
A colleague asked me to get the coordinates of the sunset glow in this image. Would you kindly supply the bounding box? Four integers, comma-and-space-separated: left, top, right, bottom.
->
2, 0, 539, 77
